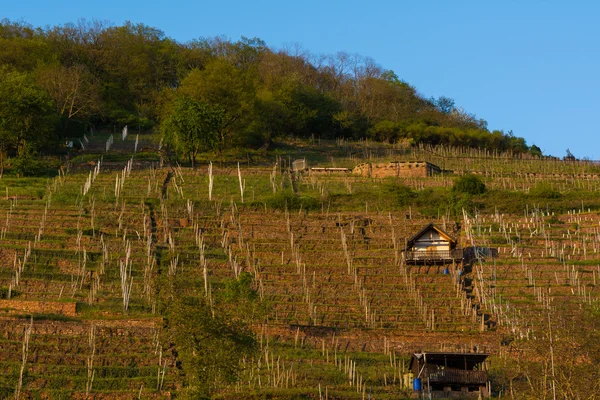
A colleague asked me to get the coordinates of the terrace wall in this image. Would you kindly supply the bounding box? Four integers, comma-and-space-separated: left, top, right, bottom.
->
353, 162, 440, 178
0, 300, 77, 316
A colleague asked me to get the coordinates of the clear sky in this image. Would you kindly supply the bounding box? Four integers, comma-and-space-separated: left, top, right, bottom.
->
4, 1, 599, 158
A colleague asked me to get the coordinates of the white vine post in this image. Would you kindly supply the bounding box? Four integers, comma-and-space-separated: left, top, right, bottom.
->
237, 162, 245, 203
120, 259, 133, 311
16, 317, 33, 399
122, 125, 128, 141
197, 233, 208, 296
86, 324, 96, 396
105, 134, 113, 152
208, 162, 214, 201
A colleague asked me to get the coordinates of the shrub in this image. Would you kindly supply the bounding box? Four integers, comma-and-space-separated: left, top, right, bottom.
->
413, 187, 453, 217
546, 215, 562, 225
384, 183, 417, 207
477, 190, 526, 214
489, 236, 507, 244
0, 286, 20, 299
221, 272, 258, 302
529, 182, 560, 199
453, 174, 486, 195
11, 154, 48, 176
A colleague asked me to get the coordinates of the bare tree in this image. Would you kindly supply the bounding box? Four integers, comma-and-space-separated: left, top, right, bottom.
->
37, 64, 100, 134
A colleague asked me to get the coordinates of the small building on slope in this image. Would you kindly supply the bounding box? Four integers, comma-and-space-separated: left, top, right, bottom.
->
353, 161, 441, 178
409, 351, 490, 398
404, 223, 462, 264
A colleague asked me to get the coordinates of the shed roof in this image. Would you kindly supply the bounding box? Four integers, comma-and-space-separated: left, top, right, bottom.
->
409, 352, 489, 371
406, 223, 457, 248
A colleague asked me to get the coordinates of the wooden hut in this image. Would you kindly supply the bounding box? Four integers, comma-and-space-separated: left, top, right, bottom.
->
409, 351, 490, 398
404, 223, 462, 264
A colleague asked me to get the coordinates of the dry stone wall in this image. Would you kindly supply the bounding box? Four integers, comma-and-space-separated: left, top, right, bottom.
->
0, 300, 77, 316
353, 161, 440, 178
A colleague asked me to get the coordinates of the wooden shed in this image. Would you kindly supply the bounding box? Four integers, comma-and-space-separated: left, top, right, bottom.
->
404, 223, 462, 264
410, 351, 490, 398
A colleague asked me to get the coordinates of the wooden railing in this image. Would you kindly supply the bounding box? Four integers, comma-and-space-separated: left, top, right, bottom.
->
424, 366, 487, 385
404, 249, 463, 263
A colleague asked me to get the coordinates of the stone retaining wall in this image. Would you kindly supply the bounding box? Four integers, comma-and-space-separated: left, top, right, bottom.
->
0, 300, 77, 316
353, 161, 441, 178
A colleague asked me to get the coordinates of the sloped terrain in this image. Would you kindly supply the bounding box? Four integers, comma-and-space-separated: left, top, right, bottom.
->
1, 136, 599, 398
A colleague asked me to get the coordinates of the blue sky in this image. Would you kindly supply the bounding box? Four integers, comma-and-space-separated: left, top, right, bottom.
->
4, 1, 599, 158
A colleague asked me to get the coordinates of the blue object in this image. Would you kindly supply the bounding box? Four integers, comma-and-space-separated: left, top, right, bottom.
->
413, 377, 422, 391
443, 267, 449, 274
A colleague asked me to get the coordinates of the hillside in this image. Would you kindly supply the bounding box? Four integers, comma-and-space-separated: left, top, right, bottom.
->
0, 18, 539, 178
0, 135, 598, 398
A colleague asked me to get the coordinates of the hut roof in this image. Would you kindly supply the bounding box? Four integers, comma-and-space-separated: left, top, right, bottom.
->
409, 352, 489, 371
405, 223, 457, 248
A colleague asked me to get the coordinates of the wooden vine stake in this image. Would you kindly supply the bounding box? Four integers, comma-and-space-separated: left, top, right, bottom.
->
237, 162, 245, 203
208, 161, 214, 201
15, 317, 33, 399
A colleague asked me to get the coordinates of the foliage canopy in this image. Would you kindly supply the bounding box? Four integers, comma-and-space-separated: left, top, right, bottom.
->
453, 174, 487, 195
161, 96, 224, 165
0, 18, 542, 171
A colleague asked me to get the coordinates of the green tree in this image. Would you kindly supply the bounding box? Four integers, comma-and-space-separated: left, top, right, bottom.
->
178, 59, 254, 150
164, 294, 256, 398
0, 19, 51, 71
529, 144, 543, 157
247, 89, 291, 145
368, 120, 404, 142
0, 18, 536, 156
161, 96, 224, 166
0, 67, 56, 171
453, 174, 486, 195
160, 268, 259, 398
51, 20, 181, 126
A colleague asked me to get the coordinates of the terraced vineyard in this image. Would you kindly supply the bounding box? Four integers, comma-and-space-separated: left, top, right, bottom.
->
1, 135, 600, 398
